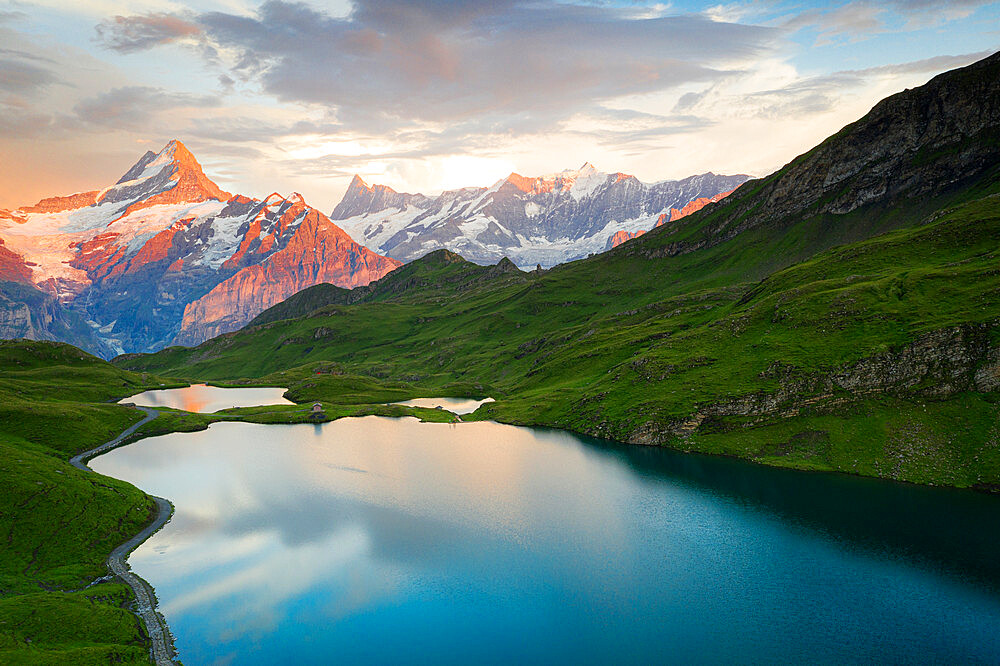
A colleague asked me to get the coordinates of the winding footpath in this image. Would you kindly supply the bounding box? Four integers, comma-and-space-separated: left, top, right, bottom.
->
70, 406, 178, 666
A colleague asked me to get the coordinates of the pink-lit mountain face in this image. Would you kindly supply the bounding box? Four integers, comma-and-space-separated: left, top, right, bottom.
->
0, 141, 400, 355
332, 166, 750, 267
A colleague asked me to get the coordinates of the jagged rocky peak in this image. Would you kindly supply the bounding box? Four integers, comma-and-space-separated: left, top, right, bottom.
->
100, 139, 230, 210
332, 174, 411, 219
493, 257, 521, 273
116, 150, 158, 184
502, 162, 605, 196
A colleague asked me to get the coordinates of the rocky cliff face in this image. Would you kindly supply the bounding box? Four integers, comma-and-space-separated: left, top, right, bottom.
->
623, 321, 1000, 446
0, 281, 116, 357
332, 166, 749, 267
0, 140, 398, 355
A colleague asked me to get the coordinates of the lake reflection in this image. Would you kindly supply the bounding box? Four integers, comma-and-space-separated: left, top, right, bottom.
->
91, 418, 1000, 665
120, 384, 293, 413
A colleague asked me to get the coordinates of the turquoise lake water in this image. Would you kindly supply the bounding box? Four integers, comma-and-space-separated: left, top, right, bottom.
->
92, 414, 1000, 665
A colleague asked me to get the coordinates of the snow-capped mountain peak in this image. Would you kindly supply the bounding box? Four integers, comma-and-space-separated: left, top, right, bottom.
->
332, 166, 751, 267
94, 139, 230, 218
0, 141, 398, 355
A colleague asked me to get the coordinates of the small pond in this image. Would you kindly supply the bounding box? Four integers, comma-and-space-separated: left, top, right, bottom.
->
120, 384, 293, 413
393, 396, 494, 414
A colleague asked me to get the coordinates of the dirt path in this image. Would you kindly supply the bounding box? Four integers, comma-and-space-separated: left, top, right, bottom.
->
70, 406, 177, 666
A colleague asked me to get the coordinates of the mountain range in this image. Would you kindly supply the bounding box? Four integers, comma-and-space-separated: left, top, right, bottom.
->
0, 143, 748, 356
331, 166, 749, 266
122, 50, 1000, 491
0, 141, 399, 354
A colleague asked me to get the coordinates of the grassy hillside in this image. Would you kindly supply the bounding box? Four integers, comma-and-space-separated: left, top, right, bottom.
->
0, 341, 176, 664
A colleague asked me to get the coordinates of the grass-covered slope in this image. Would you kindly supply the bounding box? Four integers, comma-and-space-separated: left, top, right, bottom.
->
0, 340, 175, 664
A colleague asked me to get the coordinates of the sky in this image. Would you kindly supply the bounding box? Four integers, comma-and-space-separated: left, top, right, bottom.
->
1, 0, 999, 212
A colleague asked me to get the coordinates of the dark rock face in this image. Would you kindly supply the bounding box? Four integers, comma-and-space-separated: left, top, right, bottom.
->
0, 281, 115, 357
332, 166, 750, 267
625, 321, 1000, 445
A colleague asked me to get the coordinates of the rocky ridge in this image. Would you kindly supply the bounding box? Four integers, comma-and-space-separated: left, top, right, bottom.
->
332, 166, 749, 266
620, 321, 1000, 446
608, 188, 738, 248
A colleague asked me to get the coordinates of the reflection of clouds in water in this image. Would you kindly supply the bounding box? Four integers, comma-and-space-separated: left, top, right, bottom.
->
162, 524, 372, 619
292, 417, 630, 551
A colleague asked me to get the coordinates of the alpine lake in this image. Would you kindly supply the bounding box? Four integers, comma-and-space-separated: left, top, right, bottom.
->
92, 386, 1000, 664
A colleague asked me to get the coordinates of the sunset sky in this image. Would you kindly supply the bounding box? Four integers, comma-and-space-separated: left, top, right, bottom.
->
2, 0, 999, 211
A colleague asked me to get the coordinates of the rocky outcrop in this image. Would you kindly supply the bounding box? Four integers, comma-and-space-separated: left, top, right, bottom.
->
0, 239, 32, 283
174, 209, 400, 345
332, 165, 749, 267
22, 191, 100, 214
627, 321, 1000, 445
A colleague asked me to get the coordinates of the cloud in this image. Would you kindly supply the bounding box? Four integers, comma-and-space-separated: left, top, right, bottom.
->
0, 9, 26, 23
783, 3, 884, 45
73, 86, 219, 129
96, 0, 780, 133
785, 0, 999, 42
181, 115, 344, 143
679, 50, 996, 121
95, 12, 202, 53
0, 56, 60, 94
889, 0, 996, 14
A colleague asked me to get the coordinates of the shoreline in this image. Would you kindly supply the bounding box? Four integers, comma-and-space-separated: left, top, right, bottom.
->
70, 406, 178, 666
